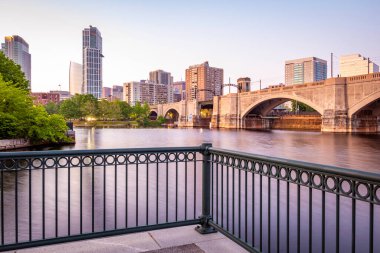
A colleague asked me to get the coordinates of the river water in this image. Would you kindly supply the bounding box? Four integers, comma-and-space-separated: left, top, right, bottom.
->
2, 128, 380, 252
54, 127, 380, 172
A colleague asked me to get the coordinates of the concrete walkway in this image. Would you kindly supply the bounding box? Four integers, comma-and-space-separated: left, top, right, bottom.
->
5, 225, 249, 253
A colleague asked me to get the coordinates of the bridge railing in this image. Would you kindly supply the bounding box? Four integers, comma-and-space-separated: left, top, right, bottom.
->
1, 144, 380, 252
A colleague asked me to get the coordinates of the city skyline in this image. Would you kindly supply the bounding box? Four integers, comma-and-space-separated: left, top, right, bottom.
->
0, 0, 379, 92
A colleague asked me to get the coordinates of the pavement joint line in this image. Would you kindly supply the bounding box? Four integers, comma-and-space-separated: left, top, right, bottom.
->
148, 232, 162, 248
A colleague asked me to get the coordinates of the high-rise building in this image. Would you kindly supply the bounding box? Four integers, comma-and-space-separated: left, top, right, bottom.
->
149, 69, 174, 103
285, 57, 327, 85
69, 61, 83, 95
339, 54, 379, 77
185, 61, 223, 101
173, 81, 186, 102
123, 80, 170, 105
1, 35, 31, 88
102, 87, 112, 99
112, 85, 123, 100
82, 26, 103, 99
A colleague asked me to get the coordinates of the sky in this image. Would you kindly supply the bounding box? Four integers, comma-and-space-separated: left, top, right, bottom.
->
0, 0, 379, 92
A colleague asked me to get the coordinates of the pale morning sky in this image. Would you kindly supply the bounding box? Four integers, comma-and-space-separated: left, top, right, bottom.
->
0, 0, 379, 92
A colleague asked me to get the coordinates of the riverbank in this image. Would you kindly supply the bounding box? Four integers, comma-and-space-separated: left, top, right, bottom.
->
73, 120, 164, 128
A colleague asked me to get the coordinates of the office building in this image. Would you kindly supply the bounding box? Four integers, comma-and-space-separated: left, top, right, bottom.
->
285, 57, 327, 85
102, 87, 112, 99
123, 80, 170, 106
173, 81, 186, 102
112, 85, 123, 100
49, 90, 71, 101
31, 92, 60, 105
82, 26, 103, 99
185, 61, 223, 101
149, 69, 174, 103
340, 54, 379, 77
1, 35, 31, 88
69, 61, 82, 95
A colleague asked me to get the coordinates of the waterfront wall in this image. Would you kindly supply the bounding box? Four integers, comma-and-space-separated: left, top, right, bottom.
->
0, 139, 30, 150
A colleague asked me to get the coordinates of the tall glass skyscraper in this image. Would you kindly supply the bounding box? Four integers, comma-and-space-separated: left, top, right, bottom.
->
285, 57, 327, 85
1, 35, 31, 88
82, 26, 103, 99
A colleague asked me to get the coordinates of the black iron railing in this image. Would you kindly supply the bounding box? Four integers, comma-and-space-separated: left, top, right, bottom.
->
0, 144, 379, 252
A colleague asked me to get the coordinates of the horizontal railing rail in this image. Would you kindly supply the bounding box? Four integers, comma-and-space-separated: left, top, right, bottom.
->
208, 146, 380, 253
0, 145, 204, 251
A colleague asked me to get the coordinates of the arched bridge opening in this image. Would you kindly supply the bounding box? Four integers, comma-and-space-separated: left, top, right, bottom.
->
149, 111, 158, 120
242, 98, 322, 131
350, 97, 380, 132
164, 109, 179, 124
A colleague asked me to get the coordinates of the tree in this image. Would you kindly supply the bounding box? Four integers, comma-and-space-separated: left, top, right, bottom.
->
0, 52, 29, 90
291, 100, 316, 112
45, 101, 59, 115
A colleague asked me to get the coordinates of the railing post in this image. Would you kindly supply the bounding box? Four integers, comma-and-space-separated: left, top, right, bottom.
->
196, 143, 216, 234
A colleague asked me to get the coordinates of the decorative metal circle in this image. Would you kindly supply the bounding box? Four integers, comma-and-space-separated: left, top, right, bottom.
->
228, 157, 234, 166
270, 166, 277, 177
128, 154, 137, 163
139, 154, 147, 163
158, 153, 167, 162
32, 158, 44, 168
58, 157, 69, 167
312, 174, 322, 188
247, 161, 253, 171
117, 155, 126, 164
280, 167, 288, 179
300, 171, 309, 185
70, 157, 80, 167
94, 156, 104, 165
178, 153, 185, 161
374, 186, 380, 203
148, 154, 157, 162
45, 158, 56, 168
168, 153, 176, 162
3, 159, 16, 170
83, 156, 93, 166
187, 152, 194, 161
289, 169, 298, 182
254, 163, 261, 173
355, 183, 370, 199
325, 177, 337, 191
339, 180, 353, 195
262, 164, 268, 175
17, 159, 29, 170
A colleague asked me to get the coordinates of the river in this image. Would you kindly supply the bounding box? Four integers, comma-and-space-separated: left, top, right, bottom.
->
50, 127, 380, 173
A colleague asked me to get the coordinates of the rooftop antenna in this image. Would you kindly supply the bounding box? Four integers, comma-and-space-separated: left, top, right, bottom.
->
58, 84, 62, 91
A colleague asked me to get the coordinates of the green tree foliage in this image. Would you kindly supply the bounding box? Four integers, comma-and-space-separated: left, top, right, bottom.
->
0, 76, 68, 142
59, 94, 98, 120
0, 52, 29, 90
44, 101, 60, 115
291, 100, 316, 112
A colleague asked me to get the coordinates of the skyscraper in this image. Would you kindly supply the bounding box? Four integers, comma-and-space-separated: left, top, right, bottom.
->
339, 54, 379, 77
69, 61, 83, 95
1, 35, 31, 88
285, 57, 327, 85
149, 69, 174, 103
82, 26, 103, 99
185, 61, 223, 101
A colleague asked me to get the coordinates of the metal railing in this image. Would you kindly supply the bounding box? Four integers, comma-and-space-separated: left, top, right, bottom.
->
0, 144, 380, 252
208, 146, 380, 253
0, 146, 204, 251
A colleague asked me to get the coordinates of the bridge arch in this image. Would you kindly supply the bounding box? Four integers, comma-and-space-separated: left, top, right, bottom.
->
164, 108, 180, 122
241, 94, 324, 118
149, 110, 158, 120
348, 90, 380, 117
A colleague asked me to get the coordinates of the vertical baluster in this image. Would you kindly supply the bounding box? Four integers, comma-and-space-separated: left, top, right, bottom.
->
155, 154, 158, 224
277, 174, 280, 253
146, 157, 149, 225
252, 170, 255, 247
92, 164, 94, 233
369, 184, 373, 253
15, 165, 18, 243
268, 172, 271, 253
322, 189, 325, 253
297, 183, 300, 253
80, 161, 83, 234
211, 155, 214, 220
175, 156, 178, 222
166, 156, 169, 222
68, 161, 71, 236
351, 182, 356, 253
185, 155, 188, 220
42, 162, 45, 239
103, 157, 106, 231
126, 158, 128, 228
1, 167, 3, 245
260, 167, 263, 252
309, 176, 312, 253
136, 158, 139, 226
222, 162, 224, 228
336, 184, 340, 253
115, 161, 118, 229
216, 160, 219, 224
193, 153, 196, 219
238, 168, 241, 239
245, 167, 248, 243
55, 161, 58, 238
29, 159, 32, 241
287, 178, 289, 253
232, 164, 235, 235
227, 159, 229, 232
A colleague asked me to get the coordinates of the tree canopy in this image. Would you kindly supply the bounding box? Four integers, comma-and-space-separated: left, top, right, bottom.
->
0, 51, 29, 90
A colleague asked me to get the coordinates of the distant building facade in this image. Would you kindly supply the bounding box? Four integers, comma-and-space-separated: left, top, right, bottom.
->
1, 35, 31, 88
49, 90, 71, 101
149, 69, 174, 103
123, 80, 170, 105
285, 57, 327, 85
112, 85, 123, 100
69, 61, 82, 95
82, 26, 103, 99
102, 87, 112, 99
340, 54, 379, 77
173, 81, 186, 102
185, 61, 223, 101
31, 92, 60, 105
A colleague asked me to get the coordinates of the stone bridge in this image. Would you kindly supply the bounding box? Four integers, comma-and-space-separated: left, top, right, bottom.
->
151, 73, 380, 132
